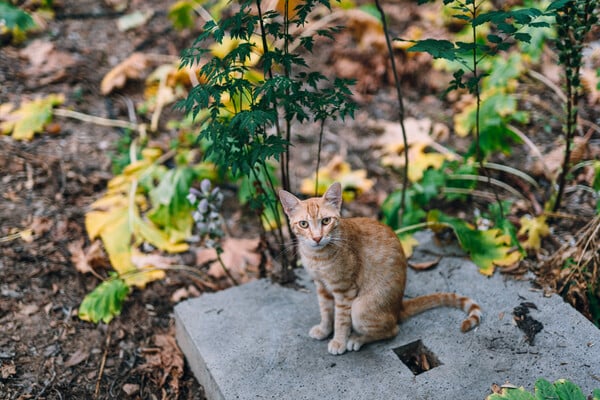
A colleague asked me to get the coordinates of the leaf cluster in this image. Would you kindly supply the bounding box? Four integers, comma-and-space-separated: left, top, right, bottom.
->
487, 378, 600, 400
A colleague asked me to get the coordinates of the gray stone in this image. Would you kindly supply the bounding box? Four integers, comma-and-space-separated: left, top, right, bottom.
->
175, 231, 600, 399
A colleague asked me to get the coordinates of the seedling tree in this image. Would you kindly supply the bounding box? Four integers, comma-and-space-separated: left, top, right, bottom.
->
179, 0, 355, 281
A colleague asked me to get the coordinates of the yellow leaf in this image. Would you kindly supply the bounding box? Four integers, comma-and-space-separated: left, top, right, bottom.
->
0, 94, 64, 140
96, 206, 135, 275
399, 234, 419, 258
300, 155, 374, 200
382, 142, 448, 182
134, 214, 189, 253
518, 215, 550, 250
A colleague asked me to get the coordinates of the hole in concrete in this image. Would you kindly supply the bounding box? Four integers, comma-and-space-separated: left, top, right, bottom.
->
393, 340, 442, 375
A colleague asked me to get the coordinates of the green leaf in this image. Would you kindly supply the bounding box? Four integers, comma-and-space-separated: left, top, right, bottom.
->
487, 387, 536, 400
405, 39, 460, 60
1, 94, 64, 140
592, 388, 600, 400
78, 277, 129, 324
428, 210, 522, 275
534, 378, 558, 399
514, 32, 532, 43
553, 379, 586, 400
0, 1, 36, 30
168, 1, 195, 30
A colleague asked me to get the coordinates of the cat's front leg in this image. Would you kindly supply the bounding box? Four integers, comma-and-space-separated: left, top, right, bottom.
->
309, 281, 333, 340
328, 289, 356, 355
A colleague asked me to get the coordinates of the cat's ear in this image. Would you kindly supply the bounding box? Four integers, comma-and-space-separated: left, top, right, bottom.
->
278, 189, 300, 217
323, 182, 342, 210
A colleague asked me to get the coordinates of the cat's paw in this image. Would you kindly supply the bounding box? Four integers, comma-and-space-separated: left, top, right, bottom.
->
346, 335, 363, 352
327, 339, 347, 355
309, 325, 332, 340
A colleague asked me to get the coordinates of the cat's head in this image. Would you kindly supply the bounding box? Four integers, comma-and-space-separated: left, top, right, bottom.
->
278, 182, 342, 250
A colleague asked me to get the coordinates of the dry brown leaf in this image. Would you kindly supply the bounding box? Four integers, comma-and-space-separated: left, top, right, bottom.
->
170, 285, 201, 303
408, 256, 441, 271
139, 330, 184, 395
131, 252, 176, 270
68, 239, 107, 275
195, 237, 261, 283
101, 52, 149, 95
122, 383, 140, 396
532, 136, 590, 179
20, 40, 77, 85
19, 303, 39, 316
63, 349, 90, 368
1, 363, 16, 379
581, 67, 600, 104
374, 118, 450, 153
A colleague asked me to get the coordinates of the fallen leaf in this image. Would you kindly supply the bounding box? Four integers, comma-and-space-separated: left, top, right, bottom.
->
399, 233, 419, 259
68, 239, 108, 275
64, 349, 90, 368
122, 383, 140, 396
300, 155, 374, 200
408, 256, 441, 270
428, 210, 523, 276
78, 277, 129, 324
1, 363, 16, 379
19, 303, 39, 316
581, 67, 600, 104
518, 215, 550, 250
196, 237, 261, 283
531, 136, 590, 180
1, 94, 65, 140
20, 39, 77, 84
374, 118, 454, 182
139, 330, 184, 395
100, 52, 149, 95
117, 10, 154, 32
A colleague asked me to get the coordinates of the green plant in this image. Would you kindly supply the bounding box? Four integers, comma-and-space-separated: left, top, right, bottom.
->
487, 378, 600, 400
178, 0, 355, 281
551, 0, 599, 211
0, 1, 36, 32
379, 0, 571, 272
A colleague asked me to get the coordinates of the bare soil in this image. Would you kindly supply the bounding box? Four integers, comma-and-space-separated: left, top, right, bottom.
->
1, 1, 599, 399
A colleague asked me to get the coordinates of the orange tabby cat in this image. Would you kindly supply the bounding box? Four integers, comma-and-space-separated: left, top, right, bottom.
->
279, 182, 481, 355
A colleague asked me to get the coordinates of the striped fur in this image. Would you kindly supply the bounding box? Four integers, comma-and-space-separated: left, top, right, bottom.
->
279, 182, 482, 355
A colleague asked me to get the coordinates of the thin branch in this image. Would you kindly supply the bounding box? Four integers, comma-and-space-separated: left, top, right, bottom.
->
374, 0, 409, 214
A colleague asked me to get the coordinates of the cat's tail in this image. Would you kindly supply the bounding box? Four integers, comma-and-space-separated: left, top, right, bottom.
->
399, 293, 482, 332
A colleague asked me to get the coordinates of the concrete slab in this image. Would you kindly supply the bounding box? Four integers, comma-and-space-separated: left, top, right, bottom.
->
174, 231, 600, 400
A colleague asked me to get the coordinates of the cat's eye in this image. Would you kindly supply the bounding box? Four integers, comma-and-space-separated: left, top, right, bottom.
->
321, 217, 332, 225
298, 220, 309, 229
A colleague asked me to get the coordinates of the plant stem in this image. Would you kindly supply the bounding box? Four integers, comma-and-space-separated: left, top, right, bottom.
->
216, 250, 239, 286
315, 119, 325, 196
374, 0, 409, 214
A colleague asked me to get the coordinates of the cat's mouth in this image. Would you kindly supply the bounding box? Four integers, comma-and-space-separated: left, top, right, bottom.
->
308, 238, 330, 249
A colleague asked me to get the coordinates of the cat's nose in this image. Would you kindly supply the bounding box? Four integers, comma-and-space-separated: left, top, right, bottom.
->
312, 236, 322, 244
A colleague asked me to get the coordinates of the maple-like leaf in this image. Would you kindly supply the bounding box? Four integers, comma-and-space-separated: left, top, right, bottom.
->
300, 155, 374, 200
518, 215, 550, 250
428, 210, 522, 276
1, 94, 64, 140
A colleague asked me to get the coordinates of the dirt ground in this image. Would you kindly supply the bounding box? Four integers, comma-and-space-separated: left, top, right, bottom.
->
1, 0, 599, 399
0, 1, 207, 398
